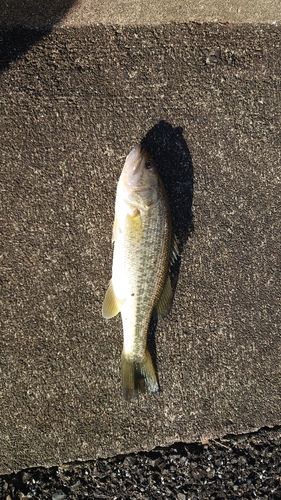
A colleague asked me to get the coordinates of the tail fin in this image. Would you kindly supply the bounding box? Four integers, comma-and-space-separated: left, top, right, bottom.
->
121, 350, 159, 400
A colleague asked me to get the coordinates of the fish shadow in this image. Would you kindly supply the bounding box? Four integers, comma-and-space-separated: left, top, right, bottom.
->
142, 121, 194, 391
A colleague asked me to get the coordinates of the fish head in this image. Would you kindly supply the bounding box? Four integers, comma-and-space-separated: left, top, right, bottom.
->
119, 145, 162, 210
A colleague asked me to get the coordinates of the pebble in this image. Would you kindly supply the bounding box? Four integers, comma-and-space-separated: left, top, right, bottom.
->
1, 428, 281, 499
52, 492, 66, 500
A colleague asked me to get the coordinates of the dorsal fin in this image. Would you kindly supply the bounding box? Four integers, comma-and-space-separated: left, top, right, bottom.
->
169, 234, 179, 267
155, 274, 173, 319
154, 234, 179, 320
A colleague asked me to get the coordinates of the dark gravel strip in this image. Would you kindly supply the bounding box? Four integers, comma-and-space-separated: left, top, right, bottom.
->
1, 427, 281, 500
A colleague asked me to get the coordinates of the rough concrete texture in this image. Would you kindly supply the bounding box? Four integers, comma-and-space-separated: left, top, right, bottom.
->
1, 0, 281, 25
1, 21, 281, 474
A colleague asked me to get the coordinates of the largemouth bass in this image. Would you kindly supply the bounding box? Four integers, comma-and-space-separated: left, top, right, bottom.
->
102, 145, 177, 399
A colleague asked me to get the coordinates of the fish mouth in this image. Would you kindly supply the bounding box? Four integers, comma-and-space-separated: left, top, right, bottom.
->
122, 145, 147, 189
127, 184, 148, 193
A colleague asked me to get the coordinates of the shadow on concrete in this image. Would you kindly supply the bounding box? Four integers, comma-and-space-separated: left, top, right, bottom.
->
142, 121, 194, 389
142, 120, 194, 251
142, 121, 193, 253
0, 0, 77, 71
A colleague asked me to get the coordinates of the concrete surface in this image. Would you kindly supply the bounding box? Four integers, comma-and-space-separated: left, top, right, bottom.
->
1, 0, 281, 25
1, 6, 281, 474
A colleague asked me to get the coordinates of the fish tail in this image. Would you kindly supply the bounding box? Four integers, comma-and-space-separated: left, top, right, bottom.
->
121, 350, 159, 400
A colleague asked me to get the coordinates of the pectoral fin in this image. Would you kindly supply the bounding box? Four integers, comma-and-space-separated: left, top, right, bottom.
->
102, 280, 123, 318
155, 274, 173, 319
126, 211, 143, 242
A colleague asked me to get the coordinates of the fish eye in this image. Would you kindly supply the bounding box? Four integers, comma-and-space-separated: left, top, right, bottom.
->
145, 161, 153, 169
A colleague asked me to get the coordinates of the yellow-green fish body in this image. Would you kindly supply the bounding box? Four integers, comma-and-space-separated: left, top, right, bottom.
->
102, 145, 176, 399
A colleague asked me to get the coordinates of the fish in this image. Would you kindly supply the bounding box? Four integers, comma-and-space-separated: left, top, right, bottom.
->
102, 144, 178, 399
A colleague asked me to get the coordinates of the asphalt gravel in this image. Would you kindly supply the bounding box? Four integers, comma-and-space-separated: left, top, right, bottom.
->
1, 426, 281, 500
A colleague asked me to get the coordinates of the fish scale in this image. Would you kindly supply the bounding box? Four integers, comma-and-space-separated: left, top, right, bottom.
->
120, 199, 171, 359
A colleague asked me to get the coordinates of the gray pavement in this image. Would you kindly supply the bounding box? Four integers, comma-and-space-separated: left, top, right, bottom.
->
1, 4, 281, 474
1, 0, 281, 25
